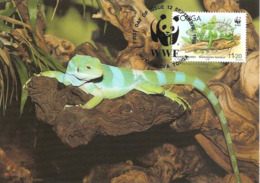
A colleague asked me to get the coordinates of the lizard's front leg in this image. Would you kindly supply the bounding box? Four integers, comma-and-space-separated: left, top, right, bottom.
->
135, 80, 164, 94
37, 71, 65, 82
81, 95, 104, 109
80, 83, 104, 109
24, 71, 65, 89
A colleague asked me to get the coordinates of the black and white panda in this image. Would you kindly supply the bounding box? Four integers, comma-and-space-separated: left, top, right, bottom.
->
150, 14, 180, 46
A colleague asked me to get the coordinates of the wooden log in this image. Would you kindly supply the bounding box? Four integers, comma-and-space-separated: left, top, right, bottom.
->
27, 76, 186, 148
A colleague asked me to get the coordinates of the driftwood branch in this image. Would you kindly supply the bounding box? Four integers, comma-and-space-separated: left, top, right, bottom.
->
180, 37, 240, 52
92, 0, 161, 69
83, 144, 226, 183
27, 76, 186, 148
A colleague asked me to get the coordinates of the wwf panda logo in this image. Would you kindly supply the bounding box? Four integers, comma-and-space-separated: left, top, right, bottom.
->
234, 17, 241, 25
150, 14, 179, 46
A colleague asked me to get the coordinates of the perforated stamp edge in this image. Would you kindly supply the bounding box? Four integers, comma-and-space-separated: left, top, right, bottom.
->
134, 6, 247, 67
170, 11, 247, 63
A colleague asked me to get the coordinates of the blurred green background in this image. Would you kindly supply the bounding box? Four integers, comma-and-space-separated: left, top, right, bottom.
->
45, 0, 259, 81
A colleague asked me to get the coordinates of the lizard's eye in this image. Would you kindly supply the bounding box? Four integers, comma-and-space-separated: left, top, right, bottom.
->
86, 66, 91, 69
77, 67, 80, 72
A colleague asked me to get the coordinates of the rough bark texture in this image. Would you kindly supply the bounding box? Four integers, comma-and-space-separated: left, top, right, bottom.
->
92, 0, 161, 70
24, 0, 259, 182
0, 148, 32, 183
27, 76, 186, 148
83, 144, 225, 183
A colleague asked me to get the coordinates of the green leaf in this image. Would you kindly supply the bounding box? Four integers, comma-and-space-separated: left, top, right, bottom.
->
209, 15, 217, 23
182, 36, 191, 44
0, 7, 16, 16
103, 21, 107, 34
0, 47, 11, 66
35, 46, 66, 72
0, 69, 3, 107
82, 0, 86, 19
102, 46, 113, 61
0, 22, 11, 32
12, 55, 29, 116
27, 0, 38, 32
39, 0, 46, 22
111, 3, 120, 23
3, 64, 9, 112
0, 0, 10, 2
207, 23, 216, 30
193, 23, 199, 28
51, 0, 60, 21
208, 15, 217, 29
96, 0, 105, 15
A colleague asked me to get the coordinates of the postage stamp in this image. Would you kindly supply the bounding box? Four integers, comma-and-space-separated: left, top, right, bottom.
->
135, 5, 247, 67
168, 10, 247, 62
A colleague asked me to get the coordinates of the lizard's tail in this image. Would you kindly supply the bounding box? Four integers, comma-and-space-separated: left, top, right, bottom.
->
191, 80, 241, 183
161, 71, 241, 183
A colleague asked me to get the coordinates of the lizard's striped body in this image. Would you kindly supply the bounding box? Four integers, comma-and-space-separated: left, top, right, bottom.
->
193, 27, 233, 41
187, 20, 236, 49
30, 55, 241, 183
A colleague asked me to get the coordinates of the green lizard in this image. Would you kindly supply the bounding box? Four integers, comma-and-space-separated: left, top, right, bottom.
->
186, 18, 236, 49
25, 54, 240, 183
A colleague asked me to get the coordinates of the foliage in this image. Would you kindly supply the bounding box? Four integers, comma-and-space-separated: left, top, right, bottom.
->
0, 0, 110, 116
0, 0, 65, 115
182, 36, 192, 44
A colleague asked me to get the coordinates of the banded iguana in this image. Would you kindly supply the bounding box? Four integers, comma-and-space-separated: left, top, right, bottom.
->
25, 55, 241, 183
185, 16, 237, 49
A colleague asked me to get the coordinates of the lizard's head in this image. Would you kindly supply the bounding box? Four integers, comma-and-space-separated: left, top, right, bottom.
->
67, 55, 104, 81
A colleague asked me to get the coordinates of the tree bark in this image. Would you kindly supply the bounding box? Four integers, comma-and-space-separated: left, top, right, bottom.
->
27, 76, 186, 148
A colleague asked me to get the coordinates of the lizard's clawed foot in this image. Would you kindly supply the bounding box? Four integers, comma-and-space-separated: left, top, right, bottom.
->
23, 78, 32, 89
79, 103, 93, 109
64, 104, 78, 109
164, 90, 191, 111
64, 104, 93, 109
23, 73, 42, 89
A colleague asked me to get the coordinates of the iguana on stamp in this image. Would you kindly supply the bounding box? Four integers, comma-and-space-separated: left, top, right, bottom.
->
25, 55, 241, 183
186, 17, 237, 49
